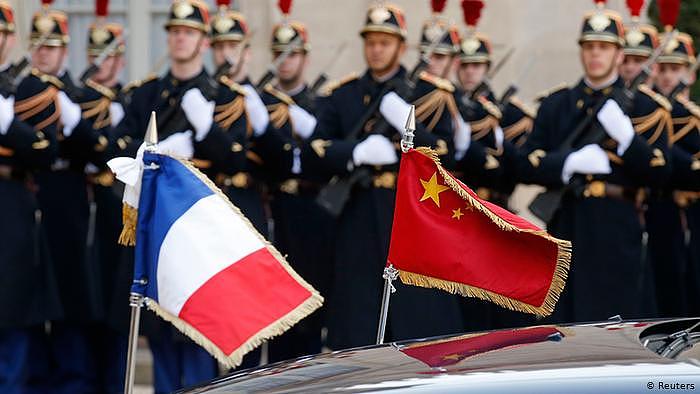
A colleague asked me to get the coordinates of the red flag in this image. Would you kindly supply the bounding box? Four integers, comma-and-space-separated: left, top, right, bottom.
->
387, 148, 571, 317
401, 326, 564, 368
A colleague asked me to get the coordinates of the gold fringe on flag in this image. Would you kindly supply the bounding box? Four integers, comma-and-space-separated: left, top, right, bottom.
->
401, 147, 572, 317
118, 203, 138, 246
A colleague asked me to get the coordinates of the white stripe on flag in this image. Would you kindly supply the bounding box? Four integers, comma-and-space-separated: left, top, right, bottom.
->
157, 194, 265, 315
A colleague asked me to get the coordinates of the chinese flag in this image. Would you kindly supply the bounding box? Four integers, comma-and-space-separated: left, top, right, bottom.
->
388, 148, 571, 317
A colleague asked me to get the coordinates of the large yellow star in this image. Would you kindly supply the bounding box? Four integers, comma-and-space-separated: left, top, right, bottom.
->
420, 172, 450, 207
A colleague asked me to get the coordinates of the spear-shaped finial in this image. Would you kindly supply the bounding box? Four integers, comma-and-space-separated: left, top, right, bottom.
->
145, 111, 158, 150
401, 105, 415, 153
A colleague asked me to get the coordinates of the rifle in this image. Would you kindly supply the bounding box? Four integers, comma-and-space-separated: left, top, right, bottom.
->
528, 32, 677, 223
315, 30, 449, 217
309, 42, 348, 97
468, 47, 514, 101
496, 54, 536, 112
669, 53, 700, 99
255, 35, 304, 90
79, 30, 129, 85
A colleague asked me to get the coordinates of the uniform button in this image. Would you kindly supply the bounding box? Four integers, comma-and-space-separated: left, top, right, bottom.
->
169, 98, 176, 106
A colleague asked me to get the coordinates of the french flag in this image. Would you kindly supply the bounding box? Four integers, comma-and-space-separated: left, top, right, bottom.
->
125, 152, 322, 368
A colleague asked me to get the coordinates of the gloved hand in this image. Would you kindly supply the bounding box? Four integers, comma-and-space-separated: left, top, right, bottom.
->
110, 102, 125, 127
561, 144, 612, 183
494, 126, 504, 150
454, 115, 471, 161
0, 95, 14, 135
379, 91, 412, 135
57, 91, 81, 137
352, 134, 398, 166
289, 104, 317, 139
597, 99, 634, 155
242, 84, 269, 137
181, 88, 215, 141
157, 130, 194, 159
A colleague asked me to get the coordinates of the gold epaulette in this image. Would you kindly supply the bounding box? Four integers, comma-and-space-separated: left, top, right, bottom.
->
638, 84, 672, 111
85, 79, 116, 100
418, 71, 455, 92
507, 96, 536, 118
321, 72, 358, 96
263, 83, 295, 105
218, 75, 248, 96
477, 96, 502, 119
676, 95, 700, 119
534, 82, 567, 102
121, 73, 157, 94
31, 68, 63, 89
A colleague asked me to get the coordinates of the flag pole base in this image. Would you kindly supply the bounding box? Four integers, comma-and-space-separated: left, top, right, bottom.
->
376, 264, 399, 345
124, 292, 144, 394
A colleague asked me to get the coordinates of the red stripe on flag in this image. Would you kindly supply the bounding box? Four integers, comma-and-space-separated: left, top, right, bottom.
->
178, 248, 312, 355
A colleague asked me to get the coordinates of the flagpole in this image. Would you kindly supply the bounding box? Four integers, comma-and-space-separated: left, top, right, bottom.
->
123, 112, 159, 394
376, 106, 415, 345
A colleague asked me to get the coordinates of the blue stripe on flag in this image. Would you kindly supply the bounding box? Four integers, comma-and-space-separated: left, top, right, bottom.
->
133, 152, 214, 300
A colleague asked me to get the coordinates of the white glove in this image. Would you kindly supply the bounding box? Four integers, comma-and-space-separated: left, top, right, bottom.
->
454, 115, 471, 161
494, 126, 504, 150
157, 130, 194, 159
289, 104, 317, 140
110, 102, 125, 127
57, 91, 81, 137
291, 147, 302, 174
352, 134, 398, 166
597, 99, 634, 155
561, 144, 612, 183
379, 91, 412, 135
242, 84, 269, 137
181, 88, 215, 142
0, 95, 14, 135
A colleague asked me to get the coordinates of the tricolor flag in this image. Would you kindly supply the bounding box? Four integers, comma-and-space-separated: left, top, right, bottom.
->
388, 147, 571, 317
109, 148, 322, 368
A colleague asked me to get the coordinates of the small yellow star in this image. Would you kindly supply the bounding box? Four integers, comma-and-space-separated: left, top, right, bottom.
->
420, 172, 450, 207
452, 208, 463, 220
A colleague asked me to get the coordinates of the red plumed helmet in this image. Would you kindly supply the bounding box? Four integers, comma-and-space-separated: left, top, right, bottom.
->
216, 0, 232, 8
461, 0, 483, 27
278, 0, 292, 15
431, 0, 447, 14
96, 0, 109, 17
657, 0, 680, 28
625, 0, 644, 17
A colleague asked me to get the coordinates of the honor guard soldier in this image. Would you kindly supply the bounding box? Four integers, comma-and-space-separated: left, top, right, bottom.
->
14, 1, 122, 391
304, 2, 463, 350
452, 0, 521, 210
255, 3, 335, 363
0, 3, 62, 393
209, 3, 272, 240
79, 2, 132, 391
653, 27, 700, 317
518, 1, 671, 323
112, 0, 250, 390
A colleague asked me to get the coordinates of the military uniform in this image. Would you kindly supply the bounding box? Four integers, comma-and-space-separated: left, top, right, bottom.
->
0, 4, 63, 392
111, 1, 247, 391
304, 4, 462, 350
78, 20, 132, 393
518, 7, 671, 323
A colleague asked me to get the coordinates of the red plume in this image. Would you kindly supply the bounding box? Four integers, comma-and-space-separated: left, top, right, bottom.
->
41, 0, 53, 5
431, 0, 447, 13
96, 0, 109, 17
461, 0, 483, 27
593, 0, 607, 5
657, 0, 680, 28
625, 0, 644, 17
216, 0, 231, 7
278, 0, 292, 15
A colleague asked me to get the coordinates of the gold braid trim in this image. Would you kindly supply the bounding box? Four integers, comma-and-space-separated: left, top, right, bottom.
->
15, 87, 58, 121
267, 102, 290, 129
139, 157, 323, 368
470, 115, 500, 141
81, 97, 113, 129
410, 147, 571, 317
670, 116, 700, 145
631, 107, 669, 146
214, 95, 246, 130
118, 203, 138, 246
413, 89, 459, 132
503, 117, 533, 143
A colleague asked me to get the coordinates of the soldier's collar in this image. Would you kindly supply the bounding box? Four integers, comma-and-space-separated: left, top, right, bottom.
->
582, 74, 621, 95
365, 65, 406, 84
276, 81, 306, 97
165, 68, 208, 86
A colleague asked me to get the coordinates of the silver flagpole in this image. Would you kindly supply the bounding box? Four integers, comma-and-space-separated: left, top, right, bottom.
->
376, 106, 415, 345
123, 112, 159, 394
